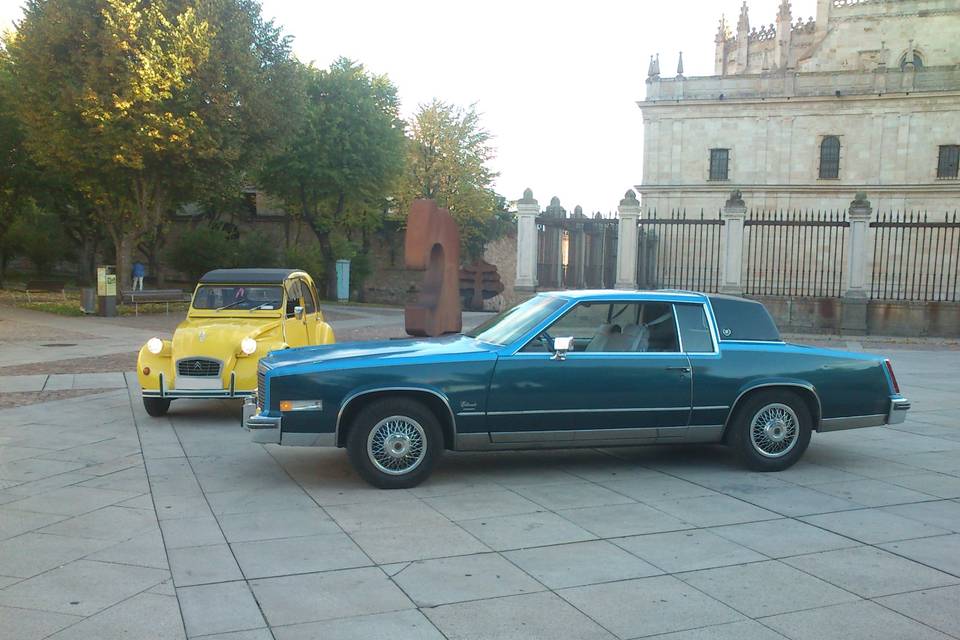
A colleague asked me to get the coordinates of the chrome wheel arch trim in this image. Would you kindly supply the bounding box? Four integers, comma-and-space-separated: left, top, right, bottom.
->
722, 381, 822, 437
335, 386, 457, 447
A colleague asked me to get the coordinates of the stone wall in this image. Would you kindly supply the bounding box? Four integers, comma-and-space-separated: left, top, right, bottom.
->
359, 225, 519, 310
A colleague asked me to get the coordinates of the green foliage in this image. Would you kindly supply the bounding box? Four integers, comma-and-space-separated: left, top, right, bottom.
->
5, 207, 74, 274
167, 225, 235, 281
260, 57, 406, 294
6, 0, 299, 279
283, 245, 325, 283
397, 100, 501, 261
232, 233, 278, 268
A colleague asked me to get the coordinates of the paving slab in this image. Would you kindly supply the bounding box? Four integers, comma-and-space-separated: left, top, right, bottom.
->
880, 534, 960, 576
559, 574, 744, 638
177, 581, 265, 638
709, 517, 860, 558
231, 532, 370, 579
392, 552, 543, 607
458, 511, 597, 550
783, 545, 958, 597
272, 609, 445, 640
614, 528, 766, 573
876, 585, 960, 638
0, 559, 168, 616
504, 539, 663, 589
0, 375, 48, 393
642, 620, 789, 640
424, 591, 617, 640
678, 560, 860, 618
46, 592, 184, 640
801, 507, 951, 544
761, 600, 952, 640
249, 567, 413, 627
557, 502, 692, 538
216, 507, 339, 543
167, 543, 243, 587
349, 521, 490, 564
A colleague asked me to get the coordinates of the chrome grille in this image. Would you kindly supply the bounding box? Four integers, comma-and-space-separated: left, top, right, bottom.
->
177, 358, 221, 378
256, 366, 266, 410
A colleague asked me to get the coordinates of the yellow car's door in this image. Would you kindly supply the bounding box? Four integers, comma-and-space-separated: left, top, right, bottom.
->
282, 279, 309, 347
299, 277, 322, 344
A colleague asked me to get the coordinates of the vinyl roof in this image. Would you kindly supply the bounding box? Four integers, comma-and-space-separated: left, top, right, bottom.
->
198, 268, 304, 284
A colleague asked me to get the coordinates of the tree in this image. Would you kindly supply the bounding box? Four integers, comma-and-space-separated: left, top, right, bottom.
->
397, 100, 501, 261
6, 0, 298, 288
260, 58, 406, 297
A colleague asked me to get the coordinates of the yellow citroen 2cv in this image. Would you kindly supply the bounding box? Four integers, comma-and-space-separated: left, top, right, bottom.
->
137, 268, 335, 416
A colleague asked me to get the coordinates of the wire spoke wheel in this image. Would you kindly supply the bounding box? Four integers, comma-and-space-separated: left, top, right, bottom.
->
749, 403, 800, 458
367, 415, 427, 475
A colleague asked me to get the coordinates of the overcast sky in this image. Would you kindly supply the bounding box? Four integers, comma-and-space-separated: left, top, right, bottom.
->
1, 0, 817, 213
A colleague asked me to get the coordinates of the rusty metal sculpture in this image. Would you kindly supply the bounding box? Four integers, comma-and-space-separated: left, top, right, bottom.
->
404, 199, 462, 337
460, 260, 504, 311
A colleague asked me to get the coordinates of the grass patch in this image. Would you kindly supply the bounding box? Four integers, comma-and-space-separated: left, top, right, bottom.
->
19, 301, 85, 316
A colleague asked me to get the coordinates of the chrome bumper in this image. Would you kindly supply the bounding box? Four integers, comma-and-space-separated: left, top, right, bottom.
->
143, 372, 253, 399
242, 396, 281, 444
887, 397, 910, 425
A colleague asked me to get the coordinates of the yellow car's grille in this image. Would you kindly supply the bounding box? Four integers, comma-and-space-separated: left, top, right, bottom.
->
177, 358, 221, 378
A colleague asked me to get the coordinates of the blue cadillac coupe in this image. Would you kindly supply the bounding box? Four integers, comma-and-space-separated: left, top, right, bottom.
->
243, 291, 909, 488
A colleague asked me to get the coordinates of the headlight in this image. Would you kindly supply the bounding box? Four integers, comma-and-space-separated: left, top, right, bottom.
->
240, 337, 258, 355
146, 337, 164, 355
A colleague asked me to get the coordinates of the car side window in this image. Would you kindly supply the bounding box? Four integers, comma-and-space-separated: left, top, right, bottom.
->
284, 280, 302, 317
299, 279, 317, 314
521, 301, 680, 353
675, 303, 715, 353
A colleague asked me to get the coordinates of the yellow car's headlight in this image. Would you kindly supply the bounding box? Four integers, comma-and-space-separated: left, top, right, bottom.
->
147, 337, 164, 355
240, 337, 258, 355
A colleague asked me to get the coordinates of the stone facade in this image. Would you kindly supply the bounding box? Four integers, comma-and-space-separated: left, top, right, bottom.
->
639, 0, 960, 214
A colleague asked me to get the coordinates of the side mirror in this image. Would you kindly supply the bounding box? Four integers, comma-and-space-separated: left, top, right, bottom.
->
552, 336, 574, 361
294, 305, 305, 320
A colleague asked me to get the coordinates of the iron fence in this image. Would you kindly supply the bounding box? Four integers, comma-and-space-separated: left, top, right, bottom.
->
536, 216, 618, 290
870, 211, 960, 302
744, 209, 849, 298
636, 209, 724, 292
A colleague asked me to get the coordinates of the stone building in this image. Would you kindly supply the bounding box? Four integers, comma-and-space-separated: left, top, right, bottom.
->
638, 0, 960, 214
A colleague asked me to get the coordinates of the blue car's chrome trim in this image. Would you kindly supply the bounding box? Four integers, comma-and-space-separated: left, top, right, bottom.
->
723, 381, 823, 431
887, 397, 910, 424
243, 397, 281, 444
335, 386, 457, 445
820, 414, 886, 431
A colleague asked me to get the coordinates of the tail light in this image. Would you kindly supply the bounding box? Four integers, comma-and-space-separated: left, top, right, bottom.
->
884, 359, 900, 394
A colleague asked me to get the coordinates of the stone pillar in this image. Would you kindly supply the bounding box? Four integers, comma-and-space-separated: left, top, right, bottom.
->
720, 190, 747, 294
515, 188, 539, 292
615, 190, 641, 290
842, 192, 872, 334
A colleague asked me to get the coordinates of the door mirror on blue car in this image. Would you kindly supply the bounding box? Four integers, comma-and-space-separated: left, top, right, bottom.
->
552, 336, 574, 361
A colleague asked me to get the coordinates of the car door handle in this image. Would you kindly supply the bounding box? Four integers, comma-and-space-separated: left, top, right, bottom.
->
666, 366, 691, 373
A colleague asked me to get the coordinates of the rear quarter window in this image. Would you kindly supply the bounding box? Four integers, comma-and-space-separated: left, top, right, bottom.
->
709, 296, 781, 341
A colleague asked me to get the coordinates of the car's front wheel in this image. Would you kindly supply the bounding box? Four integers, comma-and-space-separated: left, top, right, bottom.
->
731, 390, 812, 471
143, 397, 171, 417
346, 397, 443, 489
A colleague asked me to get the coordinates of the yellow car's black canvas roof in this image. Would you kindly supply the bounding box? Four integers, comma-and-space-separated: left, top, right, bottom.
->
198, 268, 303, 284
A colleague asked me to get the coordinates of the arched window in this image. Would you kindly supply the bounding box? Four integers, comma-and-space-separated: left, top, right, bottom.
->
900, 52, 923, 70
819, 136, 840, 179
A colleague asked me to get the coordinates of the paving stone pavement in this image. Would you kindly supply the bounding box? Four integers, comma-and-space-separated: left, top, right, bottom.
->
0, 347, 959, 639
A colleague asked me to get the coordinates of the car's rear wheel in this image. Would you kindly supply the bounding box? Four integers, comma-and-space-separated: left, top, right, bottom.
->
731, 390, 811, 471
143, 397, 171, 417
346, 397, 443, 489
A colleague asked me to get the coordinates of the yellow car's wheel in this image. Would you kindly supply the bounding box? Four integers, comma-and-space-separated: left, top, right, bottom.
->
143, 397, 171, 417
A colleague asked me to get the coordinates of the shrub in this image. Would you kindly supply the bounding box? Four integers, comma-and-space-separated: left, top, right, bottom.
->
167, 226, 235, 282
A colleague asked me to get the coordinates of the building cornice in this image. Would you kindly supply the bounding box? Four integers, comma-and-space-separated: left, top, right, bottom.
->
637, 183, 960, 195
637, 89, 960, 112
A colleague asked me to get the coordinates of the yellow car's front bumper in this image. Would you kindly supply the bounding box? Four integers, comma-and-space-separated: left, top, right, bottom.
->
141, 370, 254, 399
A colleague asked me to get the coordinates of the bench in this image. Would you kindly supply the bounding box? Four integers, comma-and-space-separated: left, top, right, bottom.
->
121, 289, 191, 315
13, 280, 68, 303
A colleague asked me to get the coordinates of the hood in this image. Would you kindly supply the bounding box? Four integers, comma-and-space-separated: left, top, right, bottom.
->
261, 334, 499, 372
173, 318, 282, 358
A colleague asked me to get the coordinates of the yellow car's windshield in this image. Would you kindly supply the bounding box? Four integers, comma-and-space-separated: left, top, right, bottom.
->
192, 285, 283, 311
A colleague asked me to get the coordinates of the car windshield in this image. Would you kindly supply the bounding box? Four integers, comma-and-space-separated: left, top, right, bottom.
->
191, 285, 283, 311
465, 295, 566, 345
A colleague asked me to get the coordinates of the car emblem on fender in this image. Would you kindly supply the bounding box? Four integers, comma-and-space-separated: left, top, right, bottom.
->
199, 330, 206, 342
